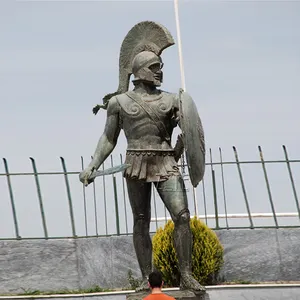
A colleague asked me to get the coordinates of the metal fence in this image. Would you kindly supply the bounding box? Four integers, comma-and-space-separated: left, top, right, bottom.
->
0, 145, 299, 240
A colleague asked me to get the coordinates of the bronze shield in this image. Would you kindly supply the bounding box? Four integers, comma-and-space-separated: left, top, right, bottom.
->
178, 90, 205, 187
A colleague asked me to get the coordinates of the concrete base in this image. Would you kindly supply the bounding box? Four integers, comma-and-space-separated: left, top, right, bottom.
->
1, 229, 300, 294
126, 290, 209, 300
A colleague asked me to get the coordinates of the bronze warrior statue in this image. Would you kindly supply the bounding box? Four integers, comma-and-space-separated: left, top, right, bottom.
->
79, 21, 205, 292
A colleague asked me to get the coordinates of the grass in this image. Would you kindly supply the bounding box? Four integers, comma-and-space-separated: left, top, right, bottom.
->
4, 286, 113, 297
220, 280, 255, 285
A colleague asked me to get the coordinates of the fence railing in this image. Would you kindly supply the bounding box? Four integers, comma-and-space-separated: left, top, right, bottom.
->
0, 145, 299, 240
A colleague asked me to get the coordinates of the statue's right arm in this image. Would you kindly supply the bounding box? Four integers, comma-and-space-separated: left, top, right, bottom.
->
88, 97, 121, 171
80, 97, 121, 185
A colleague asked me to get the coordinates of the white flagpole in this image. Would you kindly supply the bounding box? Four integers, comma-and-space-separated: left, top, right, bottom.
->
174, 0, 186, 91
174, 0, 199, 219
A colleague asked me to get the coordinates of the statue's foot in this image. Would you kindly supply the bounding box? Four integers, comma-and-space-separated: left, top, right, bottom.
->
135, 279, 149, 292
180, 273, 206, 294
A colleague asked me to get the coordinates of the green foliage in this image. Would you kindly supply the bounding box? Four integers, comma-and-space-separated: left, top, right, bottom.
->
228, 280, 254, 285
152, 217, 224, 287
20, 288, 41, 295
15, 285, 111, 296
127, 269, 143, 290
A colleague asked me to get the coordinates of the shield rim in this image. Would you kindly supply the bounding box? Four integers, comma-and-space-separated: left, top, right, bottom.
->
178, 89, 205, 187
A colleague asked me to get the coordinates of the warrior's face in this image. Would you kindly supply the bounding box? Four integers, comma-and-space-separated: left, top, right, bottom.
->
148, 62, 164, 86
132, 51, 163, 87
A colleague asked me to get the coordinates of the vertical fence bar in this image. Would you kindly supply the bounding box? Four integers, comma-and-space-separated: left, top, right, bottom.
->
219, 148, 229, 229
102, 163, 108, 235
233, 146, 254, 229
81, 157, 88, 236
192, 186, 198, 218
92, 180, 98, 236
210, 149, 219, 229
201, 178, 208, 225
211, 171, 219, 229
60, 157, 76, 237
91, 156, 99, 236
3, 158, 21, 239
120, 154, 129, 234
283, 145, 300, 221
111, 156, 120, 235
30, 157, 48, 239
152, 184, 159, 231
258, 146, 278, 228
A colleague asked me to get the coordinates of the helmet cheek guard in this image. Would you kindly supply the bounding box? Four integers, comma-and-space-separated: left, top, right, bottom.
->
134, 67, 162, 87
132, 51, 163, 86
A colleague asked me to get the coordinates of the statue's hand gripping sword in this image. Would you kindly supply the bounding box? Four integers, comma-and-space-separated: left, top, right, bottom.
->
83, 164, 131, 187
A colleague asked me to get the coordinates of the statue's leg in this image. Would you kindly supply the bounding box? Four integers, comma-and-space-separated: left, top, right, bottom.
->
155, 176, 205, 293
126, 178, 152, 291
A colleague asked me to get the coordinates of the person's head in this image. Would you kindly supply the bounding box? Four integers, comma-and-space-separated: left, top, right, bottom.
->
148, 271, 164, 289
131, 51, 163, 87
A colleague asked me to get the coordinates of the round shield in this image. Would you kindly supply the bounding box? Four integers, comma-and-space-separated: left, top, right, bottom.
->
178, 90, 205, 187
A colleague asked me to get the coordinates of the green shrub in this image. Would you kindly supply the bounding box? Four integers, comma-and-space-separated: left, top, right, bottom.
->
152, 217, 224, 287
127, 270, 143, 290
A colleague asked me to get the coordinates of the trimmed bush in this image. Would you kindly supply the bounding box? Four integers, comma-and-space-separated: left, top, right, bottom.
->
152, 217, 224, 286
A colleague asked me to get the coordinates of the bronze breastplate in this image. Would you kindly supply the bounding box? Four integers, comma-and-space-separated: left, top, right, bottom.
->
117, 92, 175, 138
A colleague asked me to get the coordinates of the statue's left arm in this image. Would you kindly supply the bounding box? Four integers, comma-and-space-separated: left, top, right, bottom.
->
172, 94, 184, 162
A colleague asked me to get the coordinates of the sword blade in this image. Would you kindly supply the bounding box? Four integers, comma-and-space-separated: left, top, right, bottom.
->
89, 164, 131, 179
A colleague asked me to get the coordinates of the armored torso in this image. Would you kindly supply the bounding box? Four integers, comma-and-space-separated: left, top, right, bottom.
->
116, 90, 178, 151
115, 90, 180, 182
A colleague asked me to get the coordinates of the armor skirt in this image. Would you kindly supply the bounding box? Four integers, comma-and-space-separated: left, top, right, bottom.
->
124, 149, 180, 182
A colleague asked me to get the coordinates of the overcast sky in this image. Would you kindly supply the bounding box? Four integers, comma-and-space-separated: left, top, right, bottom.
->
0, 0, 300, 238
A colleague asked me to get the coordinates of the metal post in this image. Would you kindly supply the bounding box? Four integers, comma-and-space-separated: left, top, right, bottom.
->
201, 178, 208, 225
152, 184, 159, 230
219, 148, 229, 229
92, 179, 99, 236
282, 145, 300, 221
30, 157, 48, 239
102, 163, 108, 235
210, 149, 219, 229
233, 146, 254, 229
192, 185, 199, 218
111, 156, 120, 235
258, 146, 278, 228
212, 169, 219, 229
91, 156, 99, 236
3, 158, 21, 239
120, 154, 129, 234
60, 157, 76, 237
174, 0, 186, 91
81, 156, 88, 236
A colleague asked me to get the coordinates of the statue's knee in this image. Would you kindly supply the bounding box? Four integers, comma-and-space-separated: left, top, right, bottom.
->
175, 209, 190, 225
134, 213, 150, 231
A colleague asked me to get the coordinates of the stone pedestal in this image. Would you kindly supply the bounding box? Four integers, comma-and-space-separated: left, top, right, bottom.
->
126, 290, 209, 300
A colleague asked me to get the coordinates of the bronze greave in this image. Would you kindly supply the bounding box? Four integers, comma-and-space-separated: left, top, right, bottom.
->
155, 177, 193, 275
133, 215, 152, 278
173, 209, 193, 275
